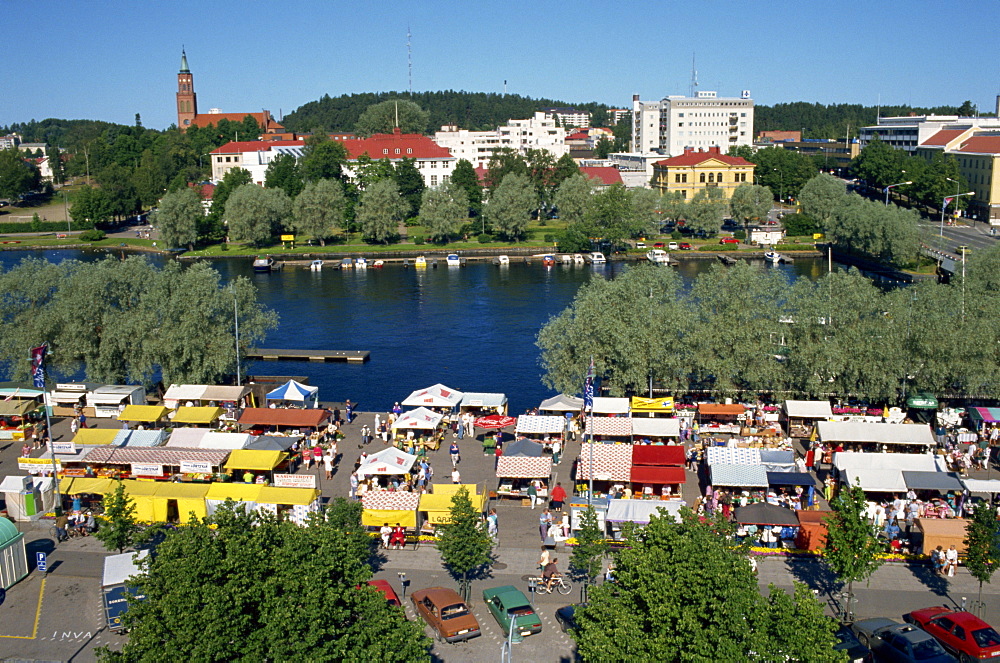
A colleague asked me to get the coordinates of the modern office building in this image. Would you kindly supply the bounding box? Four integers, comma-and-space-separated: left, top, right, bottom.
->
631, 90, 754, 156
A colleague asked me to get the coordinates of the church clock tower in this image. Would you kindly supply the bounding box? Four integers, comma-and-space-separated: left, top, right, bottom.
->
176, 49, 197, 131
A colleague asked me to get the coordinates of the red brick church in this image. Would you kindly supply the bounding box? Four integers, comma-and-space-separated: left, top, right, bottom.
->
175, 49, 283, 134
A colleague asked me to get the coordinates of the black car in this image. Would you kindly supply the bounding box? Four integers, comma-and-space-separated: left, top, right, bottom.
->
851, 618, 957, 663
835, 625, 872, 663
555, 604, 582, 633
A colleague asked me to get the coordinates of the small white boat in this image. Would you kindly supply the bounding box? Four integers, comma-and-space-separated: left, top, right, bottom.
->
355, 257, 368, 269
573, 254, 585, 264
309, 260, 323, 271
764, 251, 783, 264
253, 256, 275, 273
372, 259, 384, 268
542, 254, 556, 266
646, 249, 670, 265
446, 254, 461, 267
560, 254, 572, 264
588, 252, 607, 264
414, 256, 427, 269
339, 258, 352, 269
496, 255, 510, 266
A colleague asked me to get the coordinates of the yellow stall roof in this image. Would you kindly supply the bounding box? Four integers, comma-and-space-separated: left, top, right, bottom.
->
60, 477, 115, 495
73, 428, 120, 446
258, 486, 320, 506
630, 396, 675, 413
171, 406, 224, 425
420, 489, 486, 520
428, 483, 480, 497
205, 482, 265, 502
154, 483, 211, 500
118, 405, 169, 423
223, 450, 286, 471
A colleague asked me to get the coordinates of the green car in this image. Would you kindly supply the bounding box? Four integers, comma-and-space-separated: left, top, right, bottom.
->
482, 585, 542, 638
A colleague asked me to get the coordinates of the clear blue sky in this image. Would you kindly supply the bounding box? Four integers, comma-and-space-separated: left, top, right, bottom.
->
2, 0, 997, 131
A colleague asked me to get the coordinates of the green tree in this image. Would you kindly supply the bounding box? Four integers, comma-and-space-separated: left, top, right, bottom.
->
206, 167, 253, 241
152, 187, 202, 250
450, 159, 482, 217
355, 99, 430, 137
798, 173, 847, 229
0, 148, 41, 199
299, 134, 348, 182
551, 152, 581, 191
964, 501, 1000, 612
352, 154, 397, 191
357, 178, 407, 244
569, 505, 607, 602
729, 183, 774, 227
393, 158, 425, 218
849, 136, 904, 190
69, 185, 111, 226
93, 480, 142, 554
226, 184, 291, 247
572, 510, 840, 662
484, 173, 535, 241
291, 178, 345, 245
684, 186, 729, 234
264, 153, 304, 198
823, 482, 885, 618
96, 163, 140, 220
436, 487, 493, 601
747, 146, 818, 202
45, 145, 64, 185
593, 136, 613, 159
483, 148, 528, 192
419, 181, 468, 242
554, 174, 594, 227
100, 500, 430, 661
585, 184, 649, 244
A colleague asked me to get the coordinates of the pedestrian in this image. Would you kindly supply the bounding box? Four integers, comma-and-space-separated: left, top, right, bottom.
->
323, 450, 334, 480
349, 472, 359, 499
449, 442, 461, 468
392, 402, 402, 416
550, 482, 567, 512
527, 480, 539, 509
494, 443, 503, 470
931, 545, 945, 574
487, 508, 499, 539
465, 412, 474, 437
539, 509, 552, 541
945, 544, 959, 577
70, 417, 79, 435
78, 411, 87, 429
345, 399, 353, 423
538, 546, 550, 572
451, 468, 461, 484
302, 447, 312, 470
551, 438, 562, 466
456, 419, 464, 440
333, 407, 341, 426
374, 413, 381, 431
313, 444, 324, 469
21, 441, 32, 458
361, 425, 371, 446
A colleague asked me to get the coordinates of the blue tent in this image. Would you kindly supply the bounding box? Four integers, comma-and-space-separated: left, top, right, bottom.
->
265, 380, 319, 408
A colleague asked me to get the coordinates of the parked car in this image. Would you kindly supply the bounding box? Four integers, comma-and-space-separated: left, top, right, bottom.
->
367, 579, 400, 607
851, 618, 956, 663
905, 606, 1000, 662
668, 242, 679, 250
653, 242, 665, 248
720, 237, 739, 244
411, 587, 481, 643
721, 219, 741, 231
483, 585, 542, 638
555, 604, 583, 634
834, 625, 873, 663
635, 242, 646, 249
678, 242, 692, 250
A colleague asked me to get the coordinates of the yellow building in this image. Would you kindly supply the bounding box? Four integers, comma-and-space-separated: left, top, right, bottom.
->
651, 146, 756, 199
919, 130, 1000, 224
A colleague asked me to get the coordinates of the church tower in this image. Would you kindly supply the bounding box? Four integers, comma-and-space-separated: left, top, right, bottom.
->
176, 49, 197, 131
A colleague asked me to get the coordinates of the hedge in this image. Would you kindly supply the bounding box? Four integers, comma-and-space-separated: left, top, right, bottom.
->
0, 221, 90, 234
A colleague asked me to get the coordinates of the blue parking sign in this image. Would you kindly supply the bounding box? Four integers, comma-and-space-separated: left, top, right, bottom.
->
36, 552, 47, 573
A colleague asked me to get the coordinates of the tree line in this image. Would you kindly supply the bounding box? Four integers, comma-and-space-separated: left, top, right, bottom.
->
538, 251, 1000, 403
755, 99, 976, 139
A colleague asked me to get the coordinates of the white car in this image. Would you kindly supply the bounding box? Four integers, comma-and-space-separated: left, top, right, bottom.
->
668, 242, 679, 251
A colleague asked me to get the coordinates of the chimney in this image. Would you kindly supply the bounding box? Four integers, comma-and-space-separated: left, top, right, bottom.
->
633, 94, 639, 102
684, 147, 694, 154
996, 95, 1000, 118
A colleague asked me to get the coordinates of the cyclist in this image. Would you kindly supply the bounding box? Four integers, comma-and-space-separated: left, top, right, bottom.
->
542, 557, 561, 592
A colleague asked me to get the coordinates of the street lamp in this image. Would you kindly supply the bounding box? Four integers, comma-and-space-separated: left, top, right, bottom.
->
773, 168, 783, 203
941, 192, 976, 237
884, 181, 912, 206
946, 177, 962, 221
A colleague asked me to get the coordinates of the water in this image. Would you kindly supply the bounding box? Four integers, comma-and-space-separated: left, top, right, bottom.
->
0, 250, 826, 412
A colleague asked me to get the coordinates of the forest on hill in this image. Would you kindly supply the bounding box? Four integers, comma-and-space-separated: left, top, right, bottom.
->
755, 101, 969, 139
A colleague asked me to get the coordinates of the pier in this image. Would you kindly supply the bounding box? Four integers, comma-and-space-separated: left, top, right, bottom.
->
244, 348, 370, 363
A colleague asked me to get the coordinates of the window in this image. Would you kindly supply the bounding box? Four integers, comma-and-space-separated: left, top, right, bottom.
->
708, 173, 714, 183
383, 149, 388, 155
700, 173, 706, 183
680, 190, 687, 199
682, 173, 687, 183
430, 175, 438, 186
407, 148, 412, 154
675, 174, 682, 183
718, 172, 723, 181
395, 148, 400, 154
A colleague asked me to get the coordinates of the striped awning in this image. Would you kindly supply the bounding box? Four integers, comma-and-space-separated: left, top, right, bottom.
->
361, 491, 421, 511
515, 415, 565, 434
576, 443, 632, 482
496, 455, 552, 479
710, 464, 768, 488
706, 447, 762, 466
585, 417, 633, 437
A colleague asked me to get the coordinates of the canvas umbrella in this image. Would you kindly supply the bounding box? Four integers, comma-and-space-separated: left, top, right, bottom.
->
734, 502, 800, 527
474, 414, 516, 430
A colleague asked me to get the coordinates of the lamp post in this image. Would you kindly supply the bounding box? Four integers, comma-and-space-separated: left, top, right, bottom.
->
773, 168, 783, 203
884, 181, 912, 206
941, 192, 976, 237
946, 177, 962, 221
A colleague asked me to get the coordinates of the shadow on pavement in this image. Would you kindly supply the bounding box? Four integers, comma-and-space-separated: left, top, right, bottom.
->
25, 537, 55, 571
906, 562, 954, 601
784, 556, 843, 600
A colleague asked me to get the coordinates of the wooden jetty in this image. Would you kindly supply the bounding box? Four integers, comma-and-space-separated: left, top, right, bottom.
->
717, 254, 737, 266
244, 349, 370, 363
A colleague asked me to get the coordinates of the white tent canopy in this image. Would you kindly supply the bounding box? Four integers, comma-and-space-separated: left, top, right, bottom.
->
606, 499, 684, 524
165, 428, 208, 447
391, 407, 444, 430
783, 400, 833, 419
592, 397, 630, 415
631, 418, 680, 438
963, 479, 1000, 494
515, 415, 565, 434
401, 384, 463, 408
842, 468, 907, 493
538, 394, 583, 412
198, 432, 255, 450
817, 421, 935, 446
265, 380, 319, 406
356, 448, 417, 477
833, 452, 942, 473
162, 384, 210, 406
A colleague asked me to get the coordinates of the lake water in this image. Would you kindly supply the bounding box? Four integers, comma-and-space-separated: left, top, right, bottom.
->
0, 250, 829, 412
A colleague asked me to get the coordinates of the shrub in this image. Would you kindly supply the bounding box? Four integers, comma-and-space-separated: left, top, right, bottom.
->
734, 230, 746, 240
544, 234, 555, 243
716, 244, 738, 251
671, 230, 682, 240
412, 235, 425, 245
477, 233, 492, 244
774, 243, 816, 251
781, 213, 819, 236
79, 229, 106, 241
404, 216, 421, 227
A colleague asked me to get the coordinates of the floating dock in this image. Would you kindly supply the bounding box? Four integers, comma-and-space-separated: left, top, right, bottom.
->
244, 349, 370, 363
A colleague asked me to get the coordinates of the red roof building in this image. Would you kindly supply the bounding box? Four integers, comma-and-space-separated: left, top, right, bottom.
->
922, 129, 968, 147
579, 166, 623, 187
650, 146, 755, 200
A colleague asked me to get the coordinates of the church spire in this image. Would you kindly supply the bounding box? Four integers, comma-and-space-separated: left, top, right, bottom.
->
180, 48, 190, 74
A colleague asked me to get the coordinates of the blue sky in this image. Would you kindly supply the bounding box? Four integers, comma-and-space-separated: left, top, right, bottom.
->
2, 0, 997, 131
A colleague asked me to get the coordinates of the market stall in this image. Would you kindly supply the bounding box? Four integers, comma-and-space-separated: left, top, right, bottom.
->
361, 490, 420, 528
113, 429, 168, 448
401, 383, 463, 410
902, 471, 964, 494
237, 407, 329, 434
118, 405, 170, 427
265, 380, 320, 408
502, 439, 544, 457
591, 397, 630, 416
0, 518, 28, 590
0, 400, 39, 441
538, 394, 583, 414
459, 392, 508, 416
514, 415, 565, 444
72, 428, 120, 446
575, 442, 632, 499
86, 385, 146, 418
356, 447, 418, 485
170, 406, 225, 427
629, 396, 675, 418
495, 456, 552, 501
170, 431, 255, 450
200, 385, 254, 408
223, 450, 287, 481
706, 447, 762, 466
419, 484, 487, 525
568, 496, 609, 533
817, 421, 936, 452
73, 447, 229, 481
734, 502, 799, 526
795, 510, 832, 551
782, 400, 833, 438
710, 464, 768, 489
256, 486, 321, 525
697, 403, 746, 435
833, 451, 943, 474
840, 468, 907, 494
962, 479, 1000, 495
631, 417, 680, 441
247, 435, 299, 451
916, 517, 969, 556
162, 384, 210, 409
584, 416, 633, 442
49, 382, 99, 414
605, 498, 684, 532
967, 407, 1000, 429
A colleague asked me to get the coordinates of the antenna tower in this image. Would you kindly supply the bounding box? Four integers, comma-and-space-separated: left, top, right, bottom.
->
689, 53, 698, 97
407, 27, 412, 95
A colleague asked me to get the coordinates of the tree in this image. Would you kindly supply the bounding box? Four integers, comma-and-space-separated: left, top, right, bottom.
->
964, 501, 1000, 613
69, 185, 112, 226
554, 174, 594, 227
152, 187, 202, 250
569, 505, 607, 602
450, 159, 482, 217
96, 163, 140, 220
436, 487, 493, 601
684, 186, 729, 234
225, 184, 292, 247
299, 134, 348, 182
291, 178, 345, 245
551, 152, 581, 191
849, 136, 904, 190
352, 154, 396, 191
100, 500, 430, 661
0, 148, 40, 200
264, 153, 304, 198
356, 178, 407, 243
798, 173, 847, 229
823, 482, 885, 618
205, 167, 253, 241
354, 99, 430, 137
393, 158, 425, 218
585, 184, 650, 244
747, 146, 818, 202
93, 480, 142, 554
45, 145, 64, 185
958, 100, 977, 116
484, 173, 535, 241
729, 183, 774, 227
593, 136, 613, 159
483, 148, 528, 192
419, 181, 468, 242
572, 510, 840, 662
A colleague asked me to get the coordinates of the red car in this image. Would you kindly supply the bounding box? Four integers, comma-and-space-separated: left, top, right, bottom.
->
366, 579, 401, 607
653, 242, 665, 248
719, 237, 739, 244
678, 242, 692, 250
904, 606, 1000, 661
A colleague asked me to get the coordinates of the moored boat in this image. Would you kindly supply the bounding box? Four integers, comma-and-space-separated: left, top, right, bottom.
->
414, 256, 427, 269
372, 259, 384, 268
340, 258, 352, 269
646, 249, 670, 265
446, 254, 461, 267
764, 251, 783, 264
309, 259, 323, 271
572, 253, 585, 264
495, 255, 510, 266
252, 256, 275, 273
355, 257, 368, 269
542, 254, 555, 266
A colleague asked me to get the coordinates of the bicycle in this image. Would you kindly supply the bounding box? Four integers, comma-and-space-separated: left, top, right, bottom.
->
529, 575, 573, 595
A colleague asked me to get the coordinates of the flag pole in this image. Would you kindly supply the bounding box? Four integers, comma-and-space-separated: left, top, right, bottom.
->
584, 357, 595, 507
32, 344, 63, 517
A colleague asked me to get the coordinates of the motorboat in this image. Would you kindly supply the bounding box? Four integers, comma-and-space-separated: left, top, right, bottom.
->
495, 255, 510, 266
646, 249, 670, 265
252, 256, 275, 273
309, 260, 323, 271
588, 252, 607, 264
355, 257, 368, 269
560, 254, 572, 264
764, 251, 783, 264
339, 258, 352, 269
542, 254, 556, 266
414, 255, 427, 269
572, 254, 586, 264
446, 254, 461, 267
372, 259, 384, 268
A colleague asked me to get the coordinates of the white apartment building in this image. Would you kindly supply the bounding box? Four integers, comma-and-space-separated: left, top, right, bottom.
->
860, 111, 1000, 154
608, 109, 630, 126
541, 107, 591, 128
434, 112, 568, 168
631, 91, 754, 157
0, 135, 17, 150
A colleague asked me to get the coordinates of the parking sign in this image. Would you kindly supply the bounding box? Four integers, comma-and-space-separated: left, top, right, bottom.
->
36, 552, 47, 573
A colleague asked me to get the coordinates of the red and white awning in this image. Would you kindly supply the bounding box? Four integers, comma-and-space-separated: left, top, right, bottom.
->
585, 417, 633, 437
515, 415, 565, 434
496, 455, 552, 479
361, 490, 420, 511
575, 443, 632, 482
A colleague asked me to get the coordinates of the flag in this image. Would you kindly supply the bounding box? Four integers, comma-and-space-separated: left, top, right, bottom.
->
4, 387, 18, 402
30, 344, 47, 390
583, 357, 595, 412
943, 197, 954, 212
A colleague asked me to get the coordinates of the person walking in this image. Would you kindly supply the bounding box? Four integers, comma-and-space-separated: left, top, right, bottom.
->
527, 480, 539, 509
323, 450, 334, 480
550, 482, 567, 512
333, 407, 342, 426
551, 438, 562, 466
487, 508, 499, 539
456, 419, 464, 440
538, 546, 550, 572
539, 509, 552, 540
345, 399, 353, 423
70, 417, 79, 436
494, 443, 503, 470
349, 472, 359, 499
451, 467, 461, 484
449, 442, 461, 468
